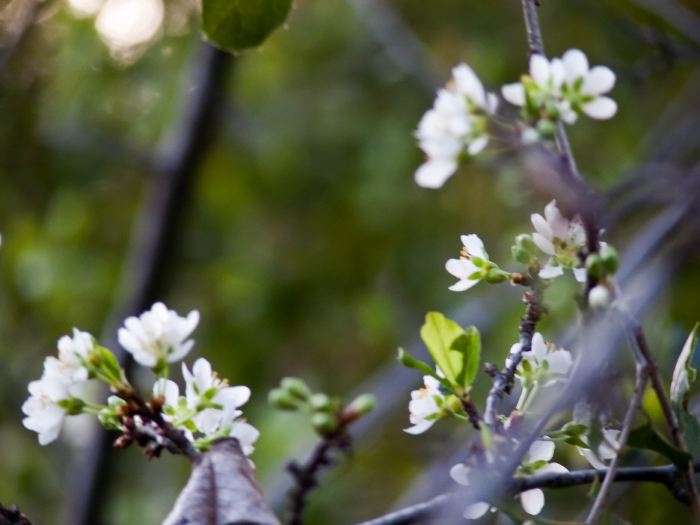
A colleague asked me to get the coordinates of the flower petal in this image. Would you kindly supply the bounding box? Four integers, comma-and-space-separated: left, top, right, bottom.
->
467, 135, 489, 156
502, 83, 526, 106
532, 233, 555, 256
582, 97, 617, 120
582, 66, 615, 96
562, 49, 589, 83
573, 267, 587, 283
530, 54, 550, 87
403, 420, 434, 434
521, 488, 545, 515
530, 213, 553, 240
528, 439, 555, 462
460, 234, 487, 259
464, 502, 490, 520
415, 159, 458, 189
538, 264, 564, 279
449, 463, 471, 486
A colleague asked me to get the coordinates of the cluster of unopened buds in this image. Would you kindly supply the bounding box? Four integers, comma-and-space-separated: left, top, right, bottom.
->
22, 302, 258, 457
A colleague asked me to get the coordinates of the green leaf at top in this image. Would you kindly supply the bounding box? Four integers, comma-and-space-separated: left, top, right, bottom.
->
627, 423, 692, 469
202, 0, 292, 53
420, 312, 466, 388
670, 323, 699, 414
450, 326, 481, 389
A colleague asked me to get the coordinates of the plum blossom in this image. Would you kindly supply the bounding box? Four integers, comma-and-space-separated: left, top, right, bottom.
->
22, 375, 71, 445
445, 234, 491, 292
415, 64, 497, 188
531, 200, 587, 282
404, 373, 446, 435
118, 302, 199, 368
450, 440, 567, 519
181, 358, 257, 454
510, 332, 572, 388
502, 49, 616, 128
43, 329, 95, 385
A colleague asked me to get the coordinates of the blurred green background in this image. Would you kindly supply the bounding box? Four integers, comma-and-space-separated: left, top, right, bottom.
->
1, 0, 700, 523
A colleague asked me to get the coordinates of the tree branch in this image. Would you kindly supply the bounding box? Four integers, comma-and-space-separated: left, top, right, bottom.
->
585, 365, 649, 524
358, 461, 700, 525
483, 285, 544, 429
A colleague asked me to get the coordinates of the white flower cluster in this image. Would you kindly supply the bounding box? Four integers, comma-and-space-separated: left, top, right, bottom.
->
415, 64, 497, 189
154, 358, 259, 455
531, 200, 587, 282
22, 302, 258, 455
451, 440, 568, 518
502, 49, 617, 125
22, 329, 95, 445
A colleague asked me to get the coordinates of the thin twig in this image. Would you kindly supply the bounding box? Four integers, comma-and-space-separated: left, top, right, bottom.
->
357, 461, 700, 525
483, 286, 544, 429
586, 365, 649, 524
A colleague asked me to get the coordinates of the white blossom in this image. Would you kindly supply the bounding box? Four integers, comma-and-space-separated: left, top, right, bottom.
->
415, 64, 497, 188
118, 302, 199, 368
404, 374, 445, 435
43, 329, 94, 385
22, 375, 71, 445
531, 200, 587, 282
510, 332, 572, 387
502, 49, 616, 128
450, 440, 567, 519
445, 234, 489, 292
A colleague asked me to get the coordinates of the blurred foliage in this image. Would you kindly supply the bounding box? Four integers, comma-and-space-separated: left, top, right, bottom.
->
1, 0, 700, 523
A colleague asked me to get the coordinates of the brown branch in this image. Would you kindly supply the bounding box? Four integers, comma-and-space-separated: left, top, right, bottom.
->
286, 417, 354, 525
586, 365, 649, 524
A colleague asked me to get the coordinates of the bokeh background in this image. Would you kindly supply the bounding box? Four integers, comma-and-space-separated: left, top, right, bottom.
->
1, 0, 700, 523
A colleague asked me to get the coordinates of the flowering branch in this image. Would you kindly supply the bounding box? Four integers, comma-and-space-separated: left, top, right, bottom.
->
483, 284, 545, 429
357, 461, 700, 525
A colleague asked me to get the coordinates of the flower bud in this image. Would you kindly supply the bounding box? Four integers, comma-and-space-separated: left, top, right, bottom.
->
511, 234, 538, 266
309, 393, 332, 412
268, 388, 300, 411
599, 244, 619, 274
311, 412, 337, 435
280, 377, 311, 401
585, 254, 605, 280
347, 394, 376, 416
588, 284, 612, 309
536, 118, 556, 138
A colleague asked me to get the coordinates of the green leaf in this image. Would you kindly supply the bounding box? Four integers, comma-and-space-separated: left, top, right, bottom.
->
202, 0, 292, 53
420, 312, 466, 387
627, 423, 692, 469
670, 323, 699, 415
450, 326, 481, 389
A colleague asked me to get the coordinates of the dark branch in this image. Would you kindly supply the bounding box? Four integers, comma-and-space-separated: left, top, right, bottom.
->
358, 461, 700, 525
0, 504, 31, 525
483, 285, 544, 429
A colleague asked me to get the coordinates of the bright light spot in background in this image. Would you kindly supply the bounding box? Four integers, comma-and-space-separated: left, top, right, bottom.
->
67, 0, 105, 18
95, 0, 164, 53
